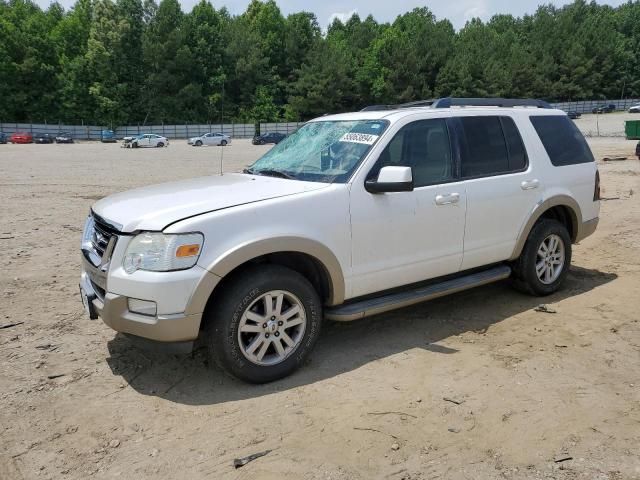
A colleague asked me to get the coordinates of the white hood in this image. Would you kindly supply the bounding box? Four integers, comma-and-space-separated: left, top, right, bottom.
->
92, 173, 327, 232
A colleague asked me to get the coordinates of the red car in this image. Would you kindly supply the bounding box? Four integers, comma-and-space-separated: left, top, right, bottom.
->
10, 132, 33, 144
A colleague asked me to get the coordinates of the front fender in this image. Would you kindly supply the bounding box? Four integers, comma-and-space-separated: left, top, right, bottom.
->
203, 236, 346, 306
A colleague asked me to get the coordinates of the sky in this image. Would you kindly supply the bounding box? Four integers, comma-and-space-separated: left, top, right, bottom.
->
34, 0, 628, 30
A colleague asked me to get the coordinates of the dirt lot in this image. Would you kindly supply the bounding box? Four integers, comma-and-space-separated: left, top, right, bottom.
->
574, 111, 639, 137
1, 137, 639, 480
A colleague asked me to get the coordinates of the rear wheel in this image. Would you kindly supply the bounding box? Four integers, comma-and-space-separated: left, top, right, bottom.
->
205, 265, 322, 383
512, 219, 572, 296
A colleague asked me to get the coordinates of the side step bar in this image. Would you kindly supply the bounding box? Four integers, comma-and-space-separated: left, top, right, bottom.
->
325, 265, 512, 321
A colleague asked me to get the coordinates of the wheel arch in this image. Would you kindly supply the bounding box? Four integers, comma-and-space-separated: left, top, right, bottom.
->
189, 237, 345, 325
510, 195, 582, 260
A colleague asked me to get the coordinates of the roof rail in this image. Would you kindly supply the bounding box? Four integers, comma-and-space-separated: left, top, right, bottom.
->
360, 99, 435, 112
432, 97, 552, 109
360, 97, 551, 112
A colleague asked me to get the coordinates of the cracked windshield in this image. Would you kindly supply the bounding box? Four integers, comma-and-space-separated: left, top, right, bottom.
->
246, 120, 389, 183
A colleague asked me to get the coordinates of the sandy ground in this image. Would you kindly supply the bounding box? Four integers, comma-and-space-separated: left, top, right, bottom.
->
1, 137, 639, 480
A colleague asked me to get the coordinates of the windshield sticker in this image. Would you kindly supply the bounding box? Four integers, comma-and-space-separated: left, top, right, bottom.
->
339, 132, 379, 145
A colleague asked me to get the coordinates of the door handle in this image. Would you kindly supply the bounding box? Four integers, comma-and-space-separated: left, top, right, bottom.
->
521, 179, 539, 190
435, 193, 460, 205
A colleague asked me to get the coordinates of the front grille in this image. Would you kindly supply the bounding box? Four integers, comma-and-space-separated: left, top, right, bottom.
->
91, 215, 119, 258
90, 280, 106, 301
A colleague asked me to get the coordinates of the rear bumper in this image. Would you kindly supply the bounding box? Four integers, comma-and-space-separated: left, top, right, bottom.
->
576, 217, 599, 243
80, 269, 205, 343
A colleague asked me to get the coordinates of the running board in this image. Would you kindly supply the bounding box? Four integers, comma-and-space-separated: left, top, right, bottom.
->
325, 265, 512, 321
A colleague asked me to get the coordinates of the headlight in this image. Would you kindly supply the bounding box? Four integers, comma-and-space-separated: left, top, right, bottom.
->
123, 232, 204, 274
81, 215, 95, 248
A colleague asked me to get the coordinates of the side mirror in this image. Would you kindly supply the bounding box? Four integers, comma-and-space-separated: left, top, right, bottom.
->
365, 166, 414, 194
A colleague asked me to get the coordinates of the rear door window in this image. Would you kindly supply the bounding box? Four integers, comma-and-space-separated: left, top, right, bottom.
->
530, 115, 594, 166
458, 116, 528, 177
500, 117, 528, 171
459, 117, 508, 177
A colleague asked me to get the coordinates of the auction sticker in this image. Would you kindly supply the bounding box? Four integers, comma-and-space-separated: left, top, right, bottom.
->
339, 132, 379, 145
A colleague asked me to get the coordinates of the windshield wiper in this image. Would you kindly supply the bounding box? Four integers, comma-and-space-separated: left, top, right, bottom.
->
244, 168, 296, 180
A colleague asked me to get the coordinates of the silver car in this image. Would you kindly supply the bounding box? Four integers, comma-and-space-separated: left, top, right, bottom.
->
188, 132, 231, 146
629, 104, 640, 113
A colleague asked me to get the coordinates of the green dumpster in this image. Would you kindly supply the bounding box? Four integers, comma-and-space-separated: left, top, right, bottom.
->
625, 120, 640, 140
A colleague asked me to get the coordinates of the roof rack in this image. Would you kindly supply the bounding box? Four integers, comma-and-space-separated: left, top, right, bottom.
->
360, 97, 551, 112
360, 100, 435, 112
432, 97, 551, 109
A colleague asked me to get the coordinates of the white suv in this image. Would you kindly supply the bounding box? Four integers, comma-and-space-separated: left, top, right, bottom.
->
79, 98, 600, 383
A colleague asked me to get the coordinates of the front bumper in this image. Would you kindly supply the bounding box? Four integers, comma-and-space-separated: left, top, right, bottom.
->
80, 271, 203, 342
80, 224, 221, 343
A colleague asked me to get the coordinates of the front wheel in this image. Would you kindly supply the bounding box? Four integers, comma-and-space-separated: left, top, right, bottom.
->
157, 142, 164, 148
195, 140, 202, 147
220, 139, 227, 146
512, 219, 572, 296
205, 265, 323, 383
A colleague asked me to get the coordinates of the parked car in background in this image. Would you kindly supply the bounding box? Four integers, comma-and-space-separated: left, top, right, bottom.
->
188, 132, 231, 146
126, 134, 169, 148
592, 104, 616, 114
0, 132, 7, 144
566, 111, 581, 119
101, 130, 117, 143
10, 132, 33, 144
252, 132, 286, 145
629, 104, 640, 113
55, 132, 74, 144
34, 133, 55, 144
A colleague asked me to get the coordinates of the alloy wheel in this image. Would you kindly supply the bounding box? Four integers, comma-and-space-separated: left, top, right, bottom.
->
536, 234, 565, 284
237, 290, 307, 366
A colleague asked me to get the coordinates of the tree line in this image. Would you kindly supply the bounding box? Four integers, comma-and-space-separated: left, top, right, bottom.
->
1, 0, 639, 126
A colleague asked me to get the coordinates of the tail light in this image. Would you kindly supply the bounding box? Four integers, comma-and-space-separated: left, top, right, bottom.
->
594, 169, 601, 201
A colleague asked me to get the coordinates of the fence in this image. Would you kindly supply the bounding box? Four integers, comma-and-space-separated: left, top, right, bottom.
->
0, 122, 306, 140
550, 98, 640, 114
0, 123, 106, 140
2, 100, 639, 140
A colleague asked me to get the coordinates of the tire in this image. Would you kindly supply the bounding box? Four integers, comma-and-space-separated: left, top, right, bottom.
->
132, 142, 138, 148
512, 219, 572, 296
157, 142, 164, 148
220, 139, 227, 146
259, 139, 265, 145
195, 140, 202, 147
205, 264, 323, 383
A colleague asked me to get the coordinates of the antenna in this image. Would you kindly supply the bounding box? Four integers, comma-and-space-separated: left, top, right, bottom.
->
219, 80, 225, 176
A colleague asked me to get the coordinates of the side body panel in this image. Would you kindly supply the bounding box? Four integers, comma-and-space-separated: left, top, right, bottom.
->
348, 112, 467, 298
458, 112, 546, 270
165, 184, 353, 303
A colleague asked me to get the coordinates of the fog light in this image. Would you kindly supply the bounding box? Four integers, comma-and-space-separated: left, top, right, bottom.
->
128, 298, 157, 316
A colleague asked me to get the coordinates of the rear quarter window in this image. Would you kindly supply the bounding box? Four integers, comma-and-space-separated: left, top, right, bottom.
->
530, 115, 594, 166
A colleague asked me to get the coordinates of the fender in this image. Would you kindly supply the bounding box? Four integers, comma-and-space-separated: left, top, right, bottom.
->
202, 236, 346, 306
509, 195, 582, 260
